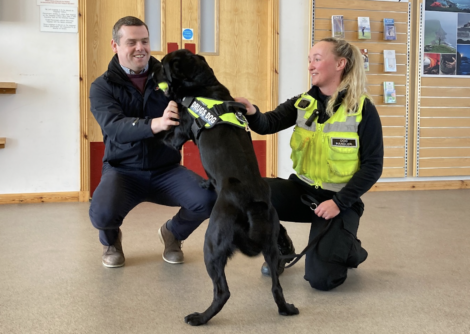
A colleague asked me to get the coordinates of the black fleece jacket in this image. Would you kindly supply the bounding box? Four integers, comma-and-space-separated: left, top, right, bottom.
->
89, 55, 181, 171
246, 85, 384, 212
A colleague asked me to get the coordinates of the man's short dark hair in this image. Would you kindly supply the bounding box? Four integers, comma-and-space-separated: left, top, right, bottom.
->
112, 16, 149, 45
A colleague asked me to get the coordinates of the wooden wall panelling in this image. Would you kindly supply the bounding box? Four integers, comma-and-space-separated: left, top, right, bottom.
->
165, 0, 182, 53
181, 0, 200, 52
417, 13, 470, 178
313, 0, 411, 179
267, 0, 279, 176
79, 0, 145, 201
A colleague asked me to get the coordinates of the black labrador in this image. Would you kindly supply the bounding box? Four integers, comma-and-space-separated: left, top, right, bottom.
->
157, 49, 298, 326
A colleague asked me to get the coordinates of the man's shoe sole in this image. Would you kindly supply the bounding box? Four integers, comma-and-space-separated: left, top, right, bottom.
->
102, 261, 125, 268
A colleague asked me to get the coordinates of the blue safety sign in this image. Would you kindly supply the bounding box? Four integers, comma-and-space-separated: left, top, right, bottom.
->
182, 28, 194, 41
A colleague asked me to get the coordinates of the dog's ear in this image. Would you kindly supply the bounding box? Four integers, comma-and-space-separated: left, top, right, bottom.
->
152, 60, 165, 88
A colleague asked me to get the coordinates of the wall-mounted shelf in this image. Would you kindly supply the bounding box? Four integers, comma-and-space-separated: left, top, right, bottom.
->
0, 82, 17, 94
0, 138, 6, 149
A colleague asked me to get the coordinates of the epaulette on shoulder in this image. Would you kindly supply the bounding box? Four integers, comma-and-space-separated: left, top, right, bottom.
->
290, 93, 302, 101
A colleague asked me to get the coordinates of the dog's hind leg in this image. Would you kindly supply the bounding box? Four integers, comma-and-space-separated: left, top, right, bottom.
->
263, 210, 299, 316
263, 246, 299, 316
184, 210, 234, 326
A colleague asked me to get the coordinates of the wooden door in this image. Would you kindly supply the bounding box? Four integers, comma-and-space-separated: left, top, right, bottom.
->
79, 0, 278, 200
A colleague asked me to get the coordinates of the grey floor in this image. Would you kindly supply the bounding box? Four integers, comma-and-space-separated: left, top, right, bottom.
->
1, 189, 470, 334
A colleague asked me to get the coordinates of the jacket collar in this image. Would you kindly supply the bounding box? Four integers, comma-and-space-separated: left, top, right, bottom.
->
105, 54, 160, 86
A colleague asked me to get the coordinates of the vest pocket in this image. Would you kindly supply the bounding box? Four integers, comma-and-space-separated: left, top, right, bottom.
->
290, 127, 314, 175
327, 159, 359, 177
326, 135, 359, 178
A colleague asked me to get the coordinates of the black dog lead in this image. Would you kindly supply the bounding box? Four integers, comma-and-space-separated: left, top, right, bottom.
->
280, 194, 334, 269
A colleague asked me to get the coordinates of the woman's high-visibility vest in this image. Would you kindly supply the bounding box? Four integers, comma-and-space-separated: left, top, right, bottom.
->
290, 93, 366, 192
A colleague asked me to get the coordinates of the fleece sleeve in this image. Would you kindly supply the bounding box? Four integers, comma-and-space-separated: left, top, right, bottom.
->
89, 78, 155, 144
245, 96, 299, 135
332, 99, 384, 211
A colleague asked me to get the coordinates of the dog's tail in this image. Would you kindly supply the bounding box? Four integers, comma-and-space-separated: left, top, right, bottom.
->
246, 201, 270, 245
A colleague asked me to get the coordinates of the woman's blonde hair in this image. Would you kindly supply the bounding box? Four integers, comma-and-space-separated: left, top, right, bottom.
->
319, 37, 372, 116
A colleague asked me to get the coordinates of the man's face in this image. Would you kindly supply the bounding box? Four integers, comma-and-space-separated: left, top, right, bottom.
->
111, 25, 150, 73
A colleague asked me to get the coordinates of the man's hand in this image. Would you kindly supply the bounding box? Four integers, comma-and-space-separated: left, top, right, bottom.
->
151, 101, 179, 134
314, 199, 340, 220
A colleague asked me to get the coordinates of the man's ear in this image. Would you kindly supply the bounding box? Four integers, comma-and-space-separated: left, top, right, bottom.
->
111, 39, 118, 53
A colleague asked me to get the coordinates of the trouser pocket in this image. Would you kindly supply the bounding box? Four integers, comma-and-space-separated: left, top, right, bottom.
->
315, 210, 367, 267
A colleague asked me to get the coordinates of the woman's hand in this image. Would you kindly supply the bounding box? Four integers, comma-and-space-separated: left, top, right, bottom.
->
234, 97, 256, 115
151, 101, 179, 133
314, 199, 340, 220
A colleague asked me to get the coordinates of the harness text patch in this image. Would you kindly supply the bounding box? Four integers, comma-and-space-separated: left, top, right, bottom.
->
190, 100, 218, 126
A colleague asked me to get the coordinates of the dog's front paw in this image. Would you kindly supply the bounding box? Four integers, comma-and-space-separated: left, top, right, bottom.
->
185, 312, 207, 326
278, 303, 299, 316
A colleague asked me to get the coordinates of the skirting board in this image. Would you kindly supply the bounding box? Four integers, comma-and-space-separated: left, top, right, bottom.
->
370, 180, 470, 192
0, 181, 469, 204
0, 192, 80, 205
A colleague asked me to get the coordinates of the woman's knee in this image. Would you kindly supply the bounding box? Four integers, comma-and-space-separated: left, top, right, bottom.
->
304, 272, 347, 291
304, 254, 348, 291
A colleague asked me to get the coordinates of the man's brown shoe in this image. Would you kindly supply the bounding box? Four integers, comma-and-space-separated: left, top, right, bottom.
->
158, 221, 184, 264
102, 230, 125, 268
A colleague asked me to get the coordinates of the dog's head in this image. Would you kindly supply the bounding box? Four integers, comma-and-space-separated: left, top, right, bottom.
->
156, 50, 213, 150
156, 49, 232, 150
157, 49, 219, 101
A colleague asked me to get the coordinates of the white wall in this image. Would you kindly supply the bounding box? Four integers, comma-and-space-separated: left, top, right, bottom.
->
0, 0, 308, 195
277, 0, 311, 179
0, 0, 79, 194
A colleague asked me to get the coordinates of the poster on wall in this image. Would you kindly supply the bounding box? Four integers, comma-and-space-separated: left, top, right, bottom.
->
423, 0, 470, 76
40, 6, 78, 33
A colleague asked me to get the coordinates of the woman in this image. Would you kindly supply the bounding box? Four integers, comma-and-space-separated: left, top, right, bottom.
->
235, 37, 383, 291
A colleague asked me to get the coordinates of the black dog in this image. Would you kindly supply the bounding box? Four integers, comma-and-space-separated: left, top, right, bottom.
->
157, 49, 298, 326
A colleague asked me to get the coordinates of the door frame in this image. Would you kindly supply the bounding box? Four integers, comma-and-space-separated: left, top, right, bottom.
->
78, 0, 279, 202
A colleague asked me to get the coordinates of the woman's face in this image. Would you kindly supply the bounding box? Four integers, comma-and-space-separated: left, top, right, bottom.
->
308, 41, 345, 96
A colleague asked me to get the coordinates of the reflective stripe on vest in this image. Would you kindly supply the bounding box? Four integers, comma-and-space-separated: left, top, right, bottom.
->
290, 94, 366, 191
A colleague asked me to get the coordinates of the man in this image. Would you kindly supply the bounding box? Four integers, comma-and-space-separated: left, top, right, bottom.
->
89, 16, 216, 268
